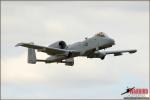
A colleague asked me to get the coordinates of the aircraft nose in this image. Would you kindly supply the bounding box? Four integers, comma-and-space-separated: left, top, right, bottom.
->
110, 38, 115, 45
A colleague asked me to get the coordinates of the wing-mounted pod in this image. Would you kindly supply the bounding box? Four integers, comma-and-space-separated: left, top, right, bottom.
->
87, 51, 106, 60
94, 51, 106, 60
62, 58, 74, 66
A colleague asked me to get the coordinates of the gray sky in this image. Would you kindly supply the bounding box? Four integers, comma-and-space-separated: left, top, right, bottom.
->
1, 1, 149, 99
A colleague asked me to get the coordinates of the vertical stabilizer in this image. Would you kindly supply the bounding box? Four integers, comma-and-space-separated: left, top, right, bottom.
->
28, 48, 36, 64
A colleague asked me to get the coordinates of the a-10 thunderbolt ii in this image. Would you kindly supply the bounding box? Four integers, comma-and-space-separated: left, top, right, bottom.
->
15, 32, 137, 66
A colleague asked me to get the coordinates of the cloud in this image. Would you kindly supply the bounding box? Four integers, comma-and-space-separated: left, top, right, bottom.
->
1, 51, 120, 86
1, 49, 149, 99
1, 51, 121, 99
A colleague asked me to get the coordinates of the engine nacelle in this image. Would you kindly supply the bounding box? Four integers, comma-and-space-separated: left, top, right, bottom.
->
48, 41, 67, 49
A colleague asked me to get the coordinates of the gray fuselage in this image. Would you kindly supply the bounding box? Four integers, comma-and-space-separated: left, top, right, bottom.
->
46, 33, 115, 62
67, 35, 115, 56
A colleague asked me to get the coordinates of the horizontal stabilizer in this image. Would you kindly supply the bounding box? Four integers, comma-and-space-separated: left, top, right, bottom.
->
36, 59, 47, 62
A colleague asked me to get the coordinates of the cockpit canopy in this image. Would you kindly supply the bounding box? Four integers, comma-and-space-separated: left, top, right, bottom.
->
95, 32, 107, 37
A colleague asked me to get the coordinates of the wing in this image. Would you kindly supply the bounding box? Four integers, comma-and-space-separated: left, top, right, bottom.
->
15, 42, 80, 56
101, 49, 137, 56
121, 91, 128, 95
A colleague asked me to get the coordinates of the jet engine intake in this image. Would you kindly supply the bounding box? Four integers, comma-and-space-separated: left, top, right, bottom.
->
48, 41, 67, 49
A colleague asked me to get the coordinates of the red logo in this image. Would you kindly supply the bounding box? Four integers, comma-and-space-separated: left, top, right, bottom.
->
129, 88, 148, 95
121, 87, 149, 96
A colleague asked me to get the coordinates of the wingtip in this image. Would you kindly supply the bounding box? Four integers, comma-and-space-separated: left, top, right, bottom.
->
129, 49, 137, 53
15, 43, 23, 47
134, 49, 137, 53
15, 42, 34, 47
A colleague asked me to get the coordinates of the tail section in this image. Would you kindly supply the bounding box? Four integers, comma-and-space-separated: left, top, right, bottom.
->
28, 48, 36, 64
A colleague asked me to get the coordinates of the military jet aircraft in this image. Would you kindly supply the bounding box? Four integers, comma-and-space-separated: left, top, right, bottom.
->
121, 87, 135, 95
15, 32, 137, 66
